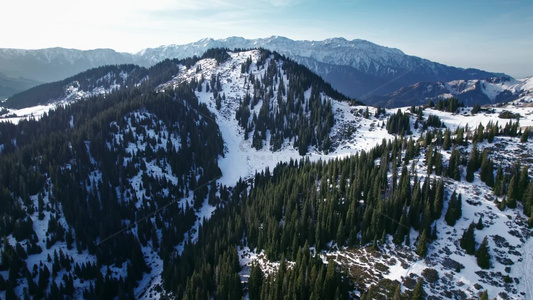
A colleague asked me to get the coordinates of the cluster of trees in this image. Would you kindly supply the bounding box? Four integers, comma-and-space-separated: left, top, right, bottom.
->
429, 97, 462, 113
234, 50, 354, 155
386, 109, 411, 135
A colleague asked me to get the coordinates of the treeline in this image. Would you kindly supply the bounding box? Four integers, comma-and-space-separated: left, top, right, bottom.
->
234, 50, 354, 155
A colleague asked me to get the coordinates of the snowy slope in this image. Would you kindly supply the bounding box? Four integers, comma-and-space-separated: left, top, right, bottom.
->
158, 50, 395, 186
369, 76, 533, 108
0, 49, 532, 299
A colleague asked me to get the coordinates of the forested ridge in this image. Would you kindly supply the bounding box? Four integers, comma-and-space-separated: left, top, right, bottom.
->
0, 48, 531, 299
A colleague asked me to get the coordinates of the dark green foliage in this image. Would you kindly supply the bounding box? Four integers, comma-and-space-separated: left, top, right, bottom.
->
426, 114, 443, 128
479, 150, 494, 187
493, 165, 505, 196
416, 230, 428, 257
411, 278, 425, 300
248, 263, 263, 300
460, 222, 476, 255
521, 128, 530, 142
498, 110, 520, 119
445, 191, 462, 226
435, 97, 461, 113
448, 146, 461, 180
0, 81, 225, 297
386, 109, 411, 135
506, 175, 518, 208
471, 102, 481, 114
476, 216, 484, 230
476, 236, 491, 269
201, 48, 231, 63
480, 290, 489, 300
233, 50, 349, 154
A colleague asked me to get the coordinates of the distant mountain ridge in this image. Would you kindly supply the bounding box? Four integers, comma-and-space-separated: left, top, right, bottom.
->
0, 36, 506, 99
367, 76, 533, 108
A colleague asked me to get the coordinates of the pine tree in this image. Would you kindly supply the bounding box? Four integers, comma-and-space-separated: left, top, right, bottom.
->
476, 236, 491, 269
448, 146, 461, 181
412, 278, 425, 300
506, 176, 517, 209
476, 216, 484, 230
443, 129, 451, 150
248, 263, 263, 300
472, 102, 481, 114
479, 150, 494, 187
479, 290, 489, 300
416, 230, 428, 257
521, 127, 529, 143
393, 284, 401, 300
460, 222, 476, 255
445, 191, 462, 226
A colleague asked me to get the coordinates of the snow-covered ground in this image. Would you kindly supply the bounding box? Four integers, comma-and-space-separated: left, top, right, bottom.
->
1, 49, 532, 299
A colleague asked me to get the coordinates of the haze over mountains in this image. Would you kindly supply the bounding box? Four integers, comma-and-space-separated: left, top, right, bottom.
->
0, 36, 510, 103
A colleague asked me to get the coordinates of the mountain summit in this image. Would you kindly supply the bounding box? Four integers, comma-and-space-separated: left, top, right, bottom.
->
0, 36, 504, 100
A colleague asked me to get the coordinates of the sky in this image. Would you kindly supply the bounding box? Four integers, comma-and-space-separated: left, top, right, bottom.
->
1, 0, 532, 78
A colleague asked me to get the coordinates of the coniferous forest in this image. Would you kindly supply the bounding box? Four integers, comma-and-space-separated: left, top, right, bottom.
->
0, 48, 531, 300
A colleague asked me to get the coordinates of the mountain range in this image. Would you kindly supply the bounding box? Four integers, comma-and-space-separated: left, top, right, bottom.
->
0, 36, 507, 103
368, 76, 533, 108
0, 48, 532, 300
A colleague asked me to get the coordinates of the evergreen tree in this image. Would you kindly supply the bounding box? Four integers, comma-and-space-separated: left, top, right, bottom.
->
479, 290, 489, 300
479, 150, 494, 187
416, 230, 428, 257
507, 176, 518, 209
471, 102, 481, 114
443, 129, 451, 150
476, 236, 491, 269
460, 222, 476, 255
521, 127, 529, 143
466, 142, 480, 182
248, 263, 263, 300
412, 278, 425, 300
448, 146, 461, 181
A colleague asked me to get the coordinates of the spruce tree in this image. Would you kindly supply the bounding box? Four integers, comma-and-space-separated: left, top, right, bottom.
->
443, 129, 451, 150
412, 278, 425, 300
476, 236, 491, 269
521, 127, 529, 143
479, 150, 494, 187
507, 176, 517, 209
416, 230, 428, 257
460, 222, 476, 255
479, 290, 489, 300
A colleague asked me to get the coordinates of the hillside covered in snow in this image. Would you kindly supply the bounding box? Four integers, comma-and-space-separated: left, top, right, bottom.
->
368, 76, 533, 108
0, 49, 531, 300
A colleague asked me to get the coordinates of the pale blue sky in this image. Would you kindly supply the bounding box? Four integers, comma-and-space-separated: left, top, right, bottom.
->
2, 0, 532, 77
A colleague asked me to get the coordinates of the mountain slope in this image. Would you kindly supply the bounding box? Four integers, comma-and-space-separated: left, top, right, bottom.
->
0, 37, 505, 99
0, 49, 531, 300
138, 36, 503, 99
0, 72, 41, 99
368, 76, 533, 108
